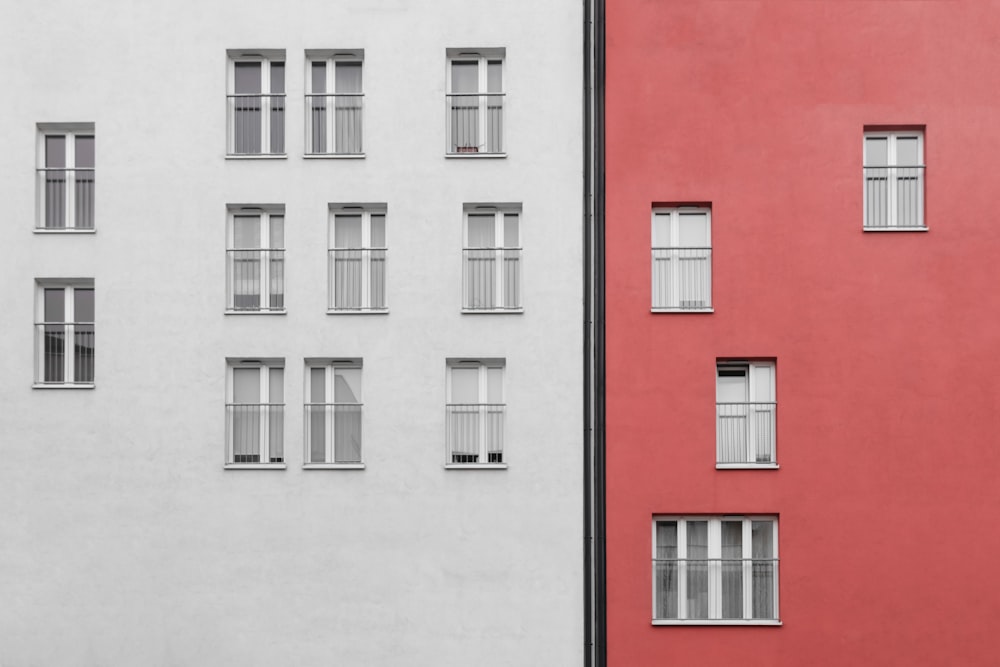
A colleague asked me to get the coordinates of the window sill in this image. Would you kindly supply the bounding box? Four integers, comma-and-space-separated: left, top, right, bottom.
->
225, 310, 287, 315
34, 228, 97, 234
225, 154, 288, 160
461, 308, 524, 314
444, 463, 508, 470
863, 226, 928, 232
224, 463, 287, 470
326, 309, 389, 315
652, 620, 781, 626
651, 307, 714, 313
32, 383, 95, 390
303, 463, 365, 470
445, 152, 507, 159
716, 463, 780, 470
304, 153, 365, 159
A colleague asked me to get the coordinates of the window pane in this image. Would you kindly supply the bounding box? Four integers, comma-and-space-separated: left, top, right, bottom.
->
467, 214, 495, 247
269, 62, 285, 94
311, 61, 327, 94
451, 61, 478, 93
232, 367, 259, 403
269, 215, 284, 248
717, 368, 748, 402
336, 61, 362, 94
865, 137, 888, 166
45, 136, 66, 169
486, 367, 503, 403
451, 367, 479, 403
504, 213, 519, 247
370, 214, 386, 247
74, 288, 94, 322
655, 522, 679, 619
487, 60, 502, 93
652, 213, 671, 246
75, 136, 95, 168
334, 368, 361, 403
44, 288, 64, 322
310, 367, 326, 402
334, 214, 363, 248
268, 367, 283, 403
751, 521, 776, 619
678, 213, 708, 247
721, 521, 744, 619
896, 137, 919, 165
686, 521, 709, 619
234, 62, 261, 94
234, 215, 261, 249
751, 364, 773, 401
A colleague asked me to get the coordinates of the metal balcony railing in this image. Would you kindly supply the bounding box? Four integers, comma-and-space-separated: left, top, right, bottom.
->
446, 93, 504, 154
37, 168, 95, 229
304, 403, 363, 464
226, 403, 284, 464
227, 249, 285, 312
653, 558, 779, 621
328, 248, 387, 311
305, 94, 364, 155
717, 402, 776, 464
651, 247, 712, 310
446, 404, 505, 464
463, 248, 521, 311
863, 165, 925, 228
35, 322, 95, 384
227, 94, 286, 155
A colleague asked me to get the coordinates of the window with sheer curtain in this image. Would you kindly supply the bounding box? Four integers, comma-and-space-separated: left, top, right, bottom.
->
227, 207, 285, 312
226, 361, 284, 467
306, 52, 364, 155
305, 361, 363, 466
446, 360, 505, 466
651, 207, 711, 311
34, 281, 95, 386
447, 50, 505, 154
328, 205, 387, 312
36, 124, 95, 230
863, 130, 924, 229
227, 51, 285, 156
463, 206, 521, 311
716, 361, 776, 466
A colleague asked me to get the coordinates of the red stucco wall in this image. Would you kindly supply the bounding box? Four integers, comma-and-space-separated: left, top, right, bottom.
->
605, 2, 1000, 665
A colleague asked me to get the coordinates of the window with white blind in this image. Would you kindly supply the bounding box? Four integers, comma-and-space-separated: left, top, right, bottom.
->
447, 50, 505, 155
36, 124, 95, 231
653, 517, 779, 624
463, 205, 521, 312
227, 51, 286, 156
446, 360, 506, 467
304, 360, 364, 468
226, 360, 284, 467
863, 130, 925, 229
651, 207, 711, 311
328, 205, 387, 312
227, 206, 285, 313
716, 361, 776, 467
306, 51, 364, 156
34, 280, 95, 387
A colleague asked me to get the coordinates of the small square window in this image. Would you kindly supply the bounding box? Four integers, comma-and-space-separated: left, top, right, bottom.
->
651, 207, 711, 311
36, 124, 95, 230
863, 130, 925, 229
446, 359, 506, 466
306, 50, 364, 156
227, 51, 286, 156
463, 204, 521, 312
716, 361, 776, 466
34, 280, 95, 386
226, 359, 284, 467
226, 206, 285, 313
305, 359, 363, 465
446, 49, 505, 155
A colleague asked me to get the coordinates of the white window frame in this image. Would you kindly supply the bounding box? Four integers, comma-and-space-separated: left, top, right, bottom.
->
445, 359, 507, 469
651, 207, 712, 311
226, 50, 286, 157
652, 516, 779, 625
226, 206, 285, 314
35, 123, 96, 232
305, 50, 364, 157
863, 130, 925, 230
33, 279, 95, 388
716, 361, 777, 468
328, 204, 388, 313
462, 205, 522, 312
446, 49, 506, 156
225, 359, 285, 469
304, 359, 365, 469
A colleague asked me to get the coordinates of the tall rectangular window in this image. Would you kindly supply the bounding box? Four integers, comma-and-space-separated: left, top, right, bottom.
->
227, 206, 285, 313
34, 281, 95, 386
226, 360, 284, 466
463, 205, 521, 311
328, 205, 387, 312
652, 207, 711, 311
227, 51, 285, 156
653, 517, 779, 624
36, 124, 95, 230
306, 51, 364, 155
716, 361, 776, 466
447, 50, 505, 155
305, 360, 363, 466
863, 130, 925, 229
446, 360, 505, 466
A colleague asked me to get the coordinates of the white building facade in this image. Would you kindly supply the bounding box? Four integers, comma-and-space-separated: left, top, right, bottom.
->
0, 1, 584, 664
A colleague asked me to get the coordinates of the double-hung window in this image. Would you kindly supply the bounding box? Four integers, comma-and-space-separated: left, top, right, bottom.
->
328, 205, 387, 312
226, 360, 284, 467
227, 51, 285, 156
716, 361, 776, 466
306, 51, 364, 156
863, 130, 925, 229
653, 516, 779, 624
34, 280, 95, 387
36, 124, 95, 230
305, 360, 363, 467
652, 207, 711, 311
446, 360, 505, 466
446, 50, 505, 155
463, 205, 521, 312
227, 206, 285, 313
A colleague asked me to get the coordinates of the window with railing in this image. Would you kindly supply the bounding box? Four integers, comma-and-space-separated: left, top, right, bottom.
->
447, 50, 504, 155
328, 205, 387, 312
717, 361, 776, 466
654, 517, 778, 624
864, 130, 925, 229
227, 207, 284, 312
226, 361, 284, 466
446, 360, 505, 466
35, 281, 94, 387
36, 125, 94, 230
652, 207, 711, 311
305, 361, 363, 466
464, 206, 521, 311
227, 52, 285, 156
306, 52, 363, 155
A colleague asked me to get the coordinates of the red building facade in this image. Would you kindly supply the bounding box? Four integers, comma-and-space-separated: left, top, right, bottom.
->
603, 2, 1000, 664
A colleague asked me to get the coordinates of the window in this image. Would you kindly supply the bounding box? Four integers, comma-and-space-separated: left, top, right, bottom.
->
463, 205, 521, 311
652, 207, 711, 311
863, 130, 925, 229
446, 360, 505, 466
304, 360, 363, 466
653, 516, 779, 624
227, 206, 285, 313
446, 50, 504, 154
328, 205, 387, 312
227, 51, 285, 156
226, 360, 284, 466
34, 281, 95, 386
36, 124, 95, 230
306, 51, 363, 155
716, 361, 776, 466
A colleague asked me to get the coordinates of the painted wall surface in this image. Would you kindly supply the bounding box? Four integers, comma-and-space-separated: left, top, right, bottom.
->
605, 2, 1000, 665
0, 2, 583, 665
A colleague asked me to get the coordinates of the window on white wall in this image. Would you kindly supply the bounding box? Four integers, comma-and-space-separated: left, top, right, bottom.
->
716, 361, 776, 466
651, 207, 711, 311
653, 516, 779, 624
446, 360, 505, 466
863, 130, 925, 229
306, 51, 364, 155
305, 360, 363, 467
34, 280, 95, 387
447, 49, 505, 155
328, 205, 387, 312
463, 205, 521, 312
227, 51, 285, 156
227, 206, 285, 313
36, 124, 95, 230
226, 360, 284, 466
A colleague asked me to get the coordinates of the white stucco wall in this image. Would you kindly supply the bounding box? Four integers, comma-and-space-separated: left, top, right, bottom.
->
0, 2, 584, 665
